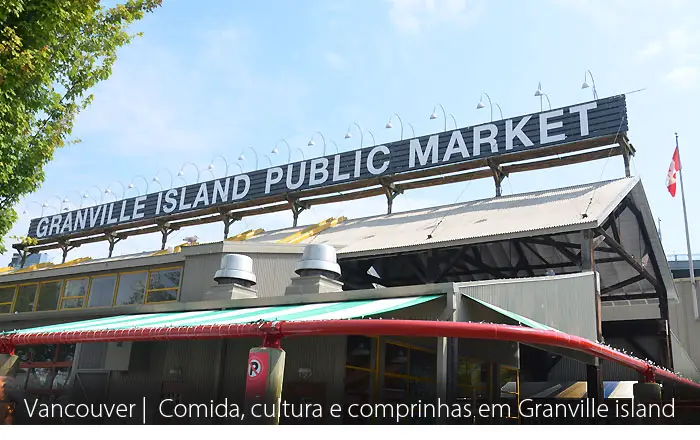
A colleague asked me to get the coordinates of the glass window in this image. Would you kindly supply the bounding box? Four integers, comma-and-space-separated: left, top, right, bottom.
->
87, 276, 117, 307
63, 278, 89, 298
0, 304, 10, 313
148, 269, 181, 290
384, 343, 409, 376
147, 289, 178, 302
13, 284, 38, 312
61, 297, 85, 309
35, 281, 62, 312
409, 349, 436, 379
346, 336, 373, 369
0, 286, 15, 303
115, 272, 147, 305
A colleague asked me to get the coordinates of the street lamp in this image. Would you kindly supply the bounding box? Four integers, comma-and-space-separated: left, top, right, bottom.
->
263, 155, 273, 167
152, 168, 173, 190
328, 141, 340, 154
83, 185, 105, 204
476, 93, 504, 121
344, 122, 364, 150
448, 114, 458, 129
386, 113, 404, 140
207, 154, 229, 179
307, 131, 327, 156
104, 181, 126, 201
271, 140, 291, 164
177, 161, 202, 184
22, 201, 45, 216
44, 195, 65, 212
407, 123, 416, 138
429, 104, 447, 131
534, 82, 551, 111
581, 70, 598, 99
239, 147, 260, 170
127, 175, 149, 196
295, 148, 305, 161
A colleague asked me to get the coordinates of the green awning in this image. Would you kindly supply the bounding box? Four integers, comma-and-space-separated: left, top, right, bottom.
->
2, 295, 441, 336
464, 296, 559, 331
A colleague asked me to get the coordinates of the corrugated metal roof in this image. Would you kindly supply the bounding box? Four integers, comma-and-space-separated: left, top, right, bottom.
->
248, 178, 639, 257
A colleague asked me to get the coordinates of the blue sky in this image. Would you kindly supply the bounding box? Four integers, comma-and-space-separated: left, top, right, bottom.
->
4, 0, 700, 265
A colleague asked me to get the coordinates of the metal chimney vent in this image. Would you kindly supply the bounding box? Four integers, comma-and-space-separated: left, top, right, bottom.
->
296, 243, 341, 280
214, 254, 257, 287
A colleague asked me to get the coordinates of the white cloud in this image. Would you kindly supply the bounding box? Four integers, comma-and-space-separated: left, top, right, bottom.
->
664, 66, 699, 89
638, 41, 663, 61
385, 0, 482, 33
323, 50, 346, 71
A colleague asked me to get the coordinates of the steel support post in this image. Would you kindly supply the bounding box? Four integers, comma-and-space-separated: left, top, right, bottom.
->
58, 241, 78, 264
106, 233, 123, 258
157, 222, 176, 250
379, 178, 403, 214
220, 211, 242, 239
288, 198, 310, 228
487, 159, 507, 197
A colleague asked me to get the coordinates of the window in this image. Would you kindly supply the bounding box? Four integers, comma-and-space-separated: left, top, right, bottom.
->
456, 359, 489, 399
0, 286, 15, 313
13, 284, 38, 312
344, 336, 377, 408
115, 271, 147, 305
14, 344, 76, 406
35, 281, 63, 312
61, 278, 89, 309
87, 275, 117, 307
146, 268, 181, 303
382, 342, 436, 405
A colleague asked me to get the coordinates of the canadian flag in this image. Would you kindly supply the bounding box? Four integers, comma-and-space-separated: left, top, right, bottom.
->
666, 147, 681, 197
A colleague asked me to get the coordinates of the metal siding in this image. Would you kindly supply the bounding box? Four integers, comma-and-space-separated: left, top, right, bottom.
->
457, 273, 598, 341
670, 280, 700, 372
28, 96, 627, 240
181, 252, 301, 301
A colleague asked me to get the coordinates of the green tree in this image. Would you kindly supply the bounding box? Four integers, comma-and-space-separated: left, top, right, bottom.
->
0, 0, 162, 253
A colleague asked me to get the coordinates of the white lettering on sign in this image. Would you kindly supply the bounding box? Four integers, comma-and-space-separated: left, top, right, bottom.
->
26, 97, 626, 240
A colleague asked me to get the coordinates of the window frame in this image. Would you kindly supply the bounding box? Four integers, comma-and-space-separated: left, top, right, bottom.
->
12, 282, 39, 313
382, 340, 437, 384
0, 284, 17, 313
113, 270, 149, 306
85, 273, 119, 309
34, 280, 64, 312
59, 277, 90, 310
145, 266, 183, 304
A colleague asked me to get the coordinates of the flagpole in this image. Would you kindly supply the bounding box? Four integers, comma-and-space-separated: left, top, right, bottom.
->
676, 132, 699, 320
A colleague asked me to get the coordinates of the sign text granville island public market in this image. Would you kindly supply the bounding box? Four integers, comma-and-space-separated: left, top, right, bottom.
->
28, 96, 627, 240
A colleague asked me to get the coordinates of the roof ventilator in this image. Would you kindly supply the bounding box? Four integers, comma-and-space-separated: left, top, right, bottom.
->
285, 243, 344, 295
205, 254, 258, 300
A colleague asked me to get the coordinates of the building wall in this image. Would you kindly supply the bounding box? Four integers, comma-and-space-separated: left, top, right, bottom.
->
456, 272, 598, 341
180, 251, 301, 301
669, 279, 700, 378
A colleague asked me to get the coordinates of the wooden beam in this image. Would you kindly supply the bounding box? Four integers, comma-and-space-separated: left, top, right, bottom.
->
595, 228, 663, 293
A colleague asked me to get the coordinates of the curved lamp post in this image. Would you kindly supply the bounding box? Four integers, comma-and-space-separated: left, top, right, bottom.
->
295, 148, 305, 161
263, 154, 273, 167
328, 140, 340, 154
44, 195, 65, 212
104, 181, 126, 201
367, 130, 376, 146
178, 161, 202, 184
407, 123, 416, 138
22, 201, 45, 216
344, 122, 364, 150
582, 70, 598, 99
448, 114, 458, 129
430, 104, 447, 131
272, 140, 291, 164
534, 83, 552, 111
63, 190, 85, 209
476, 93, 504, 121
83, 185, 105, 205
207, 154, 229, 179
127, 175, 149, 196
386, 113, 404, 140
239, 147, 259, 170
307, 131, 327, 156
152, 168, 174, 190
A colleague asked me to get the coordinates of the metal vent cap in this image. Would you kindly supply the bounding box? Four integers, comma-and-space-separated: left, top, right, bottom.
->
214, 254, 257, 286
296, 243, 341, 278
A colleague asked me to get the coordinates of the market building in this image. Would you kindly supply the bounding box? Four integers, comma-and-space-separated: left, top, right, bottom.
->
1, 95, 699, 424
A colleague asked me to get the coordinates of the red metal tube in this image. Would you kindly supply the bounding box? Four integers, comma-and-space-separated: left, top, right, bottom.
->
3, 319, 699, 391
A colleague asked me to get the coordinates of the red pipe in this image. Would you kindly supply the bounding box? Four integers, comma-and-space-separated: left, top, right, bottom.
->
3, 319, 700, 391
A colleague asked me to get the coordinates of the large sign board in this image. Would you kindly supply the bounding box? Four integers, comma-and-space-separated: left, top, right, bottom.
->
27, 95, 627, 240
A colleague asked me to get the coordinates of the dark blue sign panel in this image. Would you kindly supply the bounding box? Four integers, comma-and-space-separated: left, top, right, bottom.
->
27, 96, 627, 240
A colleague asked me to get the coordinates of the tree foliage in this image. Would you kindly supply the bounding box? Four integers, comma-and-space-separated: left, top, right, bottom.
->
0, 0, 162, 254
